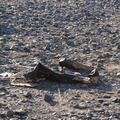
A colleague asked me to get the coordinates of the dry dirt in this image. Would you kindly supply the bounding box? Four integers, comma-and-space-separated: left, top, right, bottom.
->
0, 0, 120, 120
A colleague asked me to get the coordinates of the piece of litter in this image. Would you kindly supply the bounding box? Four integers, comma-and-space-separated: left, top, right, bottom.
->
10, 82, 38, 87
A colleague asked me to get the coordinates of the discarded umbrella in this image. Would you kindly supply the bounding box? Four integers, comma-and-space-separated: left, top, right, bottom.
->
24, 59, 99, 85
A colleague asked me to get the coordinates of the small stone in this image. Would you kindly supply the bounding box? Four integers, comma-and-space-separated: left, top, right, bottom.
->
117, 90, 120, 93
0, 103, 7, 106
15, 109, 26, 116
112, 98, 120, 103
116, 73, 120, 77
0, 86, 6, 91
21, 115, 28, 119
93, 109, 105, 112
98, 58, 106, 63
74, 94, 81, 97
31, 117, 37, 120
103, 53, 112, 57
111, 112, 120, 119
98, 99, 104, 103
6, 110, 14, 117
44, 93, 53, 101
107, 92, 114, 94
117, 43, 120, 49
0, 111, 6, 118
74, 103, 87, 109
0, 92, 6, 96
84, 115, 92, 119
88, 91, 95, 94
23, 47, 31, 52
24, 92, 32, 98
103, 102, 110, 106
71, 97, 79, 100
78, 115, 86, 119
103, 95, 111, 98
96, 104, 101, 107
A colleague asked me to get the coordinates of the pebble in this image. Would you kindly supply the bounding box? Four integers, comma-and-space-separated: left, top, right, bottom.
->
0, 103, 7, 107
93, 109, 105, 112
21, 115, 28, 119
103, 102, 110, 106
112, 98, 120, 103
98, 99, 104, 103
74, 103, 87, 109
0, 86, 6, 91
23, 92, 32, 98
0, 112, 6, 118
98, 58, 106, 63
6, 110, 14, 117
113, 113, 120, 119
117, 90, 120, 93
116, 73, 120, 77
88, 91, 95, 94
15, 109, 27, 116
117, 43, 120, 49
44, 93, 53, 101
31, 117, 37, 120
103, 95, 111, 98
0, 92, 6, 96
84, 115, 92, 119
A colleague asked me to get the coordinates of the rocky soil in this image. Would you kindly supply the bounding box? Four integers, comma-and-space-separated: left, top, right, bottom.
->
0, 0, 120, 120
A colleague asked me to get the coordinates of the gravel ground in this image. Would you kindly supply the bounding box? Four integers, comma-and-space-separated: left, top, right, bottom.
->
0, 0, 120, 120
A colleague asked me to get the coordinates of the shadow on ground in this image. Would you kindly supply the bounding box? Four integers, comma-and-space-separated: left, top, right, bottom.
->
34, 75, 113, 94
